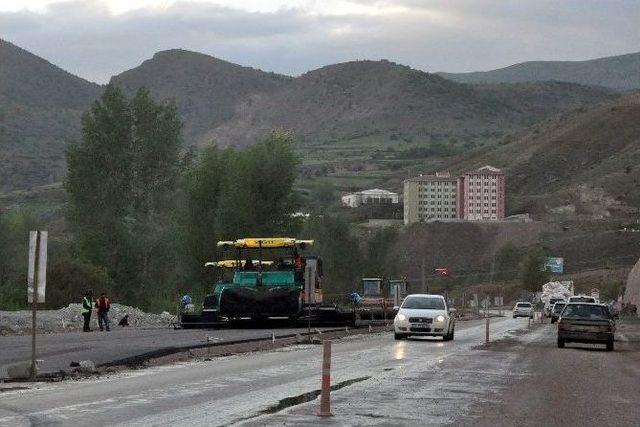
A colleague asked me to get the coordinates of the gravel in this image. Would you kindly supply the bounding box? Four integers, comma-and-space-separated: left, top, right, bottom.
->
0, 303, 176, 335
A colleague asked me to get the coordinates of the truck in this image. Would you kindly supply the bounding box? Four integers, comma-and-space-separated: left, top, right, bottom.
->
541, 281, 574, 317
180, 237, 352, 328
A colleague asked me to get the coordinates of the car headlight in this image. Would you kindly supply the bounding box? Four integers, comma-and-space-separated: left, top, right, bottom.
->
396, 313, 406, 321
436, 315, 445, 323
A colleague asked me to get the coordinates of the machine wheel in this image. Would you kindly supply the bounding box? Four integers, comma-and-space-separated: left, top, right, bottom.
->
606, 339, 614, 352
394, 333, 406, 340
450, 327, 455, 341
513, 315, 517, 319
557, 338, 565, 348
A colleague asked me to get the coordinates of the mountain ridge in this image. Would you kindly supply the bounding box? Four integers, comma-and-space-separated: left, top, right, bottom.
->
438, 51, 640, 91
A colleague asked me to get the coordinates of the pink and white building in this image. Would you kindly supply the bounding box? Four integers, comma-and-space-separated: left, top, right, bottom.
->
457, 165, 506, 221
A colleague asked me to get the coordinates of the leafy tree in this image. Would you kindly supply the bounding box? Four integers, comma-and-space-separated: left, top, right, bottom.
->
494, 242, 522, 281
0, 209, 41, 309
183, 130, 300, 290
364, 227, 400, 278
520, 248, 549, 292
65, 85, 182, 306
302, 214, 363, 296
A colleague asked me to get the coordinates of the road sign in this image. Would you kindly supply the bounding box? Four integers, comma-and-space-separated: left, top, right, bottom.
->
27, 230, 48, 380
544, 257, 564, 274
27, 231, 47, 303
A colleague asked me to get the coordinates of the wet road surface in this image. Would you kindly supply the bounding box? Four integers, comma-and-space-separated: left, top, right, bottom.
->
1, 317, 637, 426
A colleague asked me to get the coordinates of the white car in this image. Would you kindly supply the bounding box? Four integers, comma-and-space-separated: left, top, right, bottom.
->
513, 301, 534, 318
393, 294, 455, 341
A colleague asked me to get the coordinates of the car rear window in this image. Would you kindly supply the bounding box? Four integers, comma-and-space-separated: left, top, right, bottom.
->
562, 304, 609, 320
553, 303, 566, 313
402, 296, 445, 310
516, 303, 532, 307
570, 297, 595, 303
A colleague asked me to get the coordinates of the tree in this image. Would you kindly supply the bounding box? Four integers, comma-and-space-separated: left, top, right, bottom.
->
494, 242, 522, 282
364, 227, 400, 278
65, 85, 183, 306
302, 214, 363, 295
0, 209, 41, 310
183, 130, 300, 290
521, 248, 549, 292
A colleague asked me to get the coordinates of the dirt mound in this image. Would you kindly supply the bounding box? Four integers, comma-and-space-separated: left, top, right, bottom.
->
0, 303, 175, 335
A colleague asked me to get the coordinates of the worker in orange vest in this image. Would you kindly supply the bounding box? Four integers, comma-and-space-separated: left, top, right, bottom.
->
95, 292, 111, 332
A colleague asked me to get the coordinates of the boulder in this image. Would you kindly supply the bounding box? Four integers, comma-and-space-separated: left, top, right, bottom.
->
7, 361, 38, 379
624, 258, 640, 309
76, 360, 96, 374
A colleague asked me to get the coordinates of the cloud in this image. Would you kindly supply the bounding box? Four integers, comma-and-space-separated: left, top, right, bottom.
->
1, 0, 638, 83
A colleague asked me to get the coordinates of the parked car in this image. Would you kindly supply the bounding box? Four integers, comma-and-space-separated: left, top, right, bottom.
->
513, 302, 534, 318
568, 295, 597, 304
550, 302, 566, 323
393, 294, 455, 341
557, 303, 615, 351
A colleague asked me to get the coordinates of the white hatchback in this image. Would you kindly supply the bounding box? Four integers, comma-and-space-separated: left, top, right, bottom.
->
513, 301, 534, 318
393, 294, 455, 341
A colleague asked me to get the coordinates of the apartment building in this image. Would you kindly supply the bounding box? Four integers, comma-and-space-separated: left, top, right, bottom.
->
403, 172, 458, 224
457, 165, 505, 221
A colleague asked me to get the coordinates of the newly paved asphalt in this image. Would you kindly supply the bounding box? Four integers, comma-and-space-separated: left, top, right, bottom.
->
0, 326, 334, 378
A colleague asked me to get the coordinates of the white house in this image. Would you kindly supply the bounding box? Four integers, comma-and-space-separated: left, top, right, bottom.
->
341, 189, 400, 208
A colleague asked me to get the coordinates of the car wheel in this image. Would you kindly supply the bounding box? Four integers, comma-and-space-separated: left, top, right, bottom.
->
394, 333, 405, 340
450, 328, 455, 341
513, 315, 517, 318
557, 338, 565, 348
606, 339, 614, 352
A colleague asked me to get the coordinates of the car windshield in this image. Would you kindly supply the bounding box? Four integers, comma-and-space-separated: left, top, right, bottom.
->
561, 304, 609, 320
402, 296, 445, 310
516, 303, 531, 307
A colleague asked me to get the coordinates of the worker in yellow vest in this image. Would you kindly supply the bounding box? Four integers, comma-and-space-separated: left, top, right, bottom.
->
81, 291, 93, 332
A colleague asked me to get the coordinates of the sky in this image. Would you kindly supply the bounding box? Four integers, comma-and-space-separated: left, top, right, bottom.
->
1, 0, 639, 83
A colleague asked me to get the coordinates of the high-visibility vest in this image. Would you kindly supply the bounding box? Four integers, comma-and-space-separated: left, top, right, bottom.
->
81, 297, 92, 314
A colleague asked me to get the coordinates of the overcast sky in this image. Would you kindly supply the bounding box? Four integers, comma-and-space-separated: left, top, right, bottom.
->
2, 0, 639, 83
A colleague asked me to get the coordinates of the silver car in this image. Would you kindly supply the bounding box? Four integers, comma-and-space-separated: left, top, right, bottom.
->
513, 302, 534, 318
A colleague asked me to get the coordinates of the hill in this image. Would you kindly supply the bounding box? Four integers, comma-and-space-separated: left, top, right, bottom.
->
0, 39, 102, 192
110, 49, 291, 145
209, 60, 613, 147
438, 51, 640, 91
0, 44, 618, 195
445, 93, 640, 219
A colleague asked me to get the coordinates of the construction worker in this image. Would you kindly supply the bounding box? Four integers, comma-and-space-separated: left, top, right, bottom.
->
95, 292, 111, 332
81, 291, 93, 332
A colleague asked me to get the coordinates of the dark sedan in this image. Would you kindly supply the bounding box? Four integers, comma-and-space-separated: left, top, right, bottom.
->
557, 303, 615, 351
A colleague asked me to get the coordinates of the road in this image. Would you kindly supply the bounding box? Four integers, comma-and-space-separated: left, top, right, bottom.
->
0, 326, 338, 378
0, 317, 638, 426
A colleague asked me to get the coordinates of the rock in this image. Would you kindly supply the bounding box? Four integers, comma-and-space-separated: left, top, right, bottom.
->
76, 360, 96, 374
624, 258, 640, 310
7, 362, 37, 379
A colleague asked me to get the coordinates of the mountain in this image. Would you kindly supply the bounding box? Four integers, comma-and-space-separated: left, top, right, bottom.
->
446, 93, 640, 219
0, 43, 618, 195
110, 49, 291, 145
0, 39, 102, 192
438, 51, 640, 91
208, 60, 613, 147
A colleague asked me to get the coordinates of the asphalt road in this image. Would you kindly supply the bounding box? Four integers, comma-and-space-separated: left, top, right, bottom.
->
0, 326, 337, 378
0, 317, 637, 426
